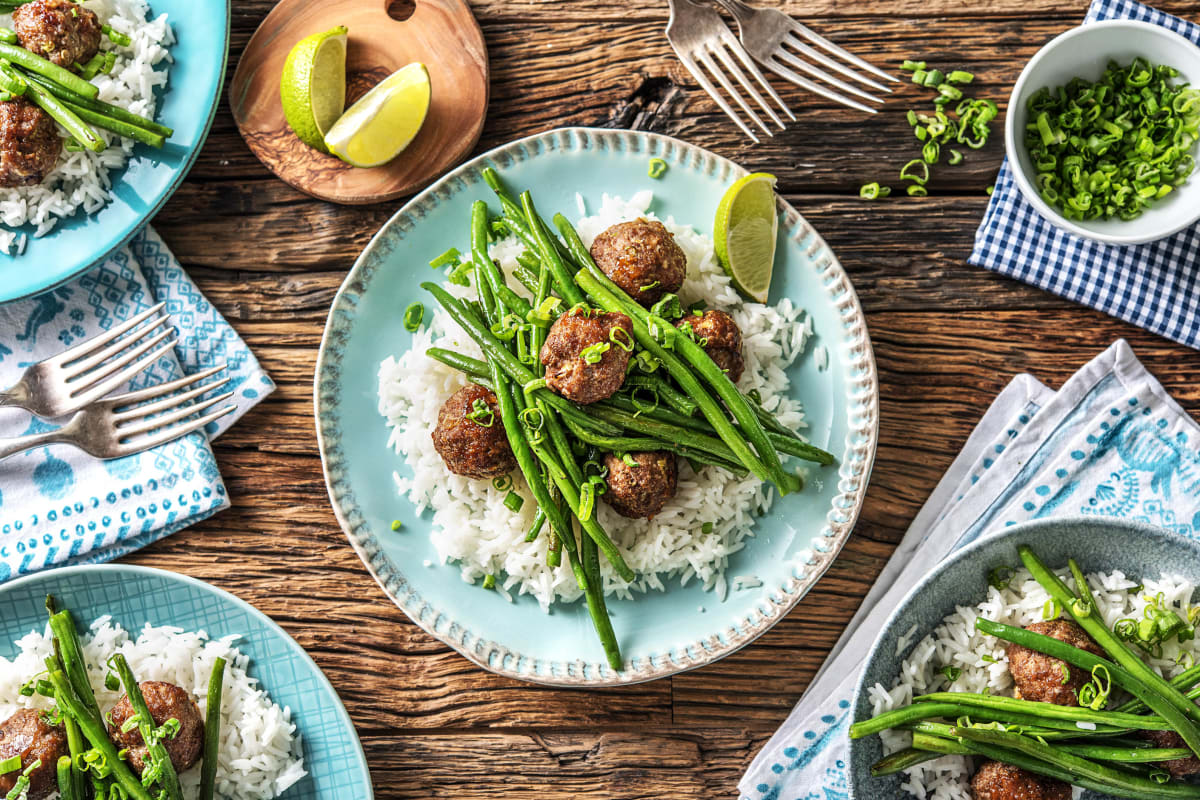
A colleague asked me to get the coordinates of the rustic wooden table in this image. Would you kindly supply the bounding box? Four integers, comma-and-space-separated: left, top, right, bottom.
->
127, 0, 1200, 795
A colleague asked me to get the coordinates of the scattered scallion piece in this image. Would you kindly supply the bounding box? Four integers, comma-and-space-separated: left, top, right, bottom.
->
391, 519, 402, 531
859, 182, 891, 199
482, 574, 496, 590
940, 665, 962, 682
648, 158, 668, 179
901, 60, 926, 72
907, 185, 928, 196
403, 302, 424, 332
101, 24, 132, 47
701, 521, 713, 534
988, 565, 1015, 591
503, 491, 524, 512
948, 70, 975, 84
0, 756, 20, 776
429, 247, 461, 269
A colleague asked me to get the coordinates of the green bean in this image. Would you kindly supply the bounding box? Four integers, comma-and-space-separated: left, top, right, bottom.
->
521, 193, 585, 307
199, 657, 225, 800
869, 747, 943, 777
62, 99, 165, 147
512, 258, 540, 295
44, 666, 153, 800
911, 731, 973, 757
914, 692, 1171, 731
1061, 742, 1194, 763
24, 81, 103, 152
470, 202, 499, 323
110, 654, 184, 800
1117, 664, 1200, 714
0, 28, 15, 46
1020, 546, 1200, 730
48, 610, 103, 728
954, 725, 1200, 799
0, 60, 26, 96
55, 756, 77, 800
624, 372, 698, 416
24, 73, 172, 137
0, 43, 98, 97
524, 508, 547, 542
561, 415, 748, 476
851, 699, 1140, 740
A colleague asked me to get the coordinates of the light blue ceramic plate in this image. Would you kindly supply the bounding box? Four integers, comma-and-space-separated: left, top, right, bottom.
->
850, 516, 1200, 799
0, 1, 230, 304
0, 565, 373, 800
315, 127, 879, 686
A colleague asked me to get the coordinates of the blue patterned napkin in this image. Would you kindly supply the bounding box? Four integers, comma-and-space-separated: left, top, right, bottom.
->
970, 0, 1200, 350
0, 228, 273, 583
739, 340, 1200, 799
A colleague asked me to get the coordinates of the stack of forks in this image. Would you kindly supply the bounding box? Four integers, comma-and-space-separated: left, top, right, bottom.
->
666, 0, 896, 141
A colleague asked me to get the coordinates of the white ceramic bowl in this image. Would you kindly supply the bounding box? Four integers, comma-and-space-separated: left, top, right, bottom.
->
1005, 19, 1200, 245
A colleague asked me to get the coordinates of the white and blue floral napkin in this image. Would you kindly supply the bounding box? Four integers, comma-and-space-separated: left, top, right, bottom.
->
970, 0, 1200, 350
739, 340, 1200, 799
0, 228, 273, 583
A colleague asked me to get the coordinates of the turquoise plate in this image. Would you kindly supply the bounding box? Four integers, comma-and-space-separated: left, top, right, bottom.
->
0, 565, 373, 800
0, 1, 230, 304
315, 128, 879, 686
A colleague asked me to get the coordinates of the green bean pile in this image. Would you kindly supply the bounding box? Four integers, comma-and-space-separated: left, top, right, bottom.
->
851, 546, 1200, 799
420, 169, 835, 670
0, 596, 223, 800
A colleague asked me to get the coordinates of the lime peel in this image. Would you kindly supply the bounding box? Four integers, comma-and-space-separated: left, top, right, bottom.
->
324, 62, 431, 168
280, 25, 348, 155
713, 172, 779, 304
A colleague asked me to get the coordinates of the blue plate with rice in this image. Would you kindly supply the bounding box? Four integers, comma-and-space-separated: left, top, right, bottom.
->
0, 564, 372, 800
0, 0, 229, 304
315, 127, 880, 686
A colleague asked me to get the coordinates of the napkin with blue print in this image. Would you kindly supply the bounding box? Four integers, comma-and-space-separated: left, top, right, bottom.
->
0, 228, 273, 583
738, 339, 1200, 799
970, 0, 1200, 351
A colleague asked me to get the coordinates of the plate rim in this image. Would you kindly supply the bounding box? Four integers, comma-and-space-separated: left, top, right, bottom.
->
313, 126, 880, 686
0, 0, 232, 305
0, 562, 374, 799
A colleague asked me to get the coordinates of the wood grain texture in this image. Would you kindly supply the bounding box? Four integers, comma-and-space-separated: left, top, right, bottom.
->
124, 0, 1200, 795
229, 0, 488, 204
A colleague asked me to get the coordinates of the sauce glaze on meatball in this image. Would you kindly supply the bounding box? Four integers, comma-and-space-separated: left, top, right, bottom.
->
431, 383, 516, 480
540, 308, 633, 404
0, 98, 61, 187
589, 219, 687, 307
676, 309, 744, 382
970, 760, 1071, 800
602, 450, 677, 519
108, 681, 205, 775
0, 709, 67, 800
1006, 619, 1104, 706
12, 0, 103, 69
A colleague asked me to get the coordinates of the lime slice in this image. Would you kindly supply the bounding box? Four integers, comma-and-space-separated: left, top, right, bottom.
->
713, 172, 779, 304
280, 25, 348, 154
324, 63, 431, 168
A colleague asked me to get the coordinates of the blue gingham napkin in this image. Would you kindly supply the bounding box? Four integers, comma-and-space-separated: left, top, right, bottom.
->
739, 339, 1200, 799
970, 0, 1200, 350
0, 228, 273, 583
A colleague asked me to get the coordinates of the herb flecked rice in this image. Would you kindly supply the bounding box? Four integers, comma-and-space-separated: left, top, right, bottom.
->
0, 617, 307, 800
378, 191, 816, 610
869, 567, 1200, 800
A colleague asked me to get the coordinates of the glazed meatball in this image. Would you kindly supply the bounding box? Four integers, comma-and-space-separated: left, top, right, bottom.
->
1140, 730, 1200, 778
540, 308, 634, 404
970, 760, 1071, 800
676, 309, 744, 382
602, 451, 677, 519
431, 383, 515, 480
1006, 619, 1105, 706
12, 0, 103, 69
108, 681, 204, 775
0, 709, 68, 800
0, 98, 61, 187
589, 219, 687, 307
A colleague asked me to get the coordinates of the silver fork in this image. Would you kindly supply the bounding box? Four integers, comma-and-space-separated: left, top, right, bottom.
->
0, 303, 178, 418
0, 366, 236, 461
666, 0, 795, 143
711, 0, 898, 113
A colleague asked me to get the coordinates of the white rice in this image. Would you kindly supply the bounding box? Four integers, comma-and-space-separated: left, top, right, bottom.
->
870, 568, 1200, 800
0, 0, 172, 248
378, 191, 814, 609
0, 617, 306, 800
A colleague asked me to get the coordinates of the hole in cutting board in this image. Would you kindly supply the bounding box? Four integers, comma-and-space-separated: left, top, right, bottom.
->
387, 0, 416, 21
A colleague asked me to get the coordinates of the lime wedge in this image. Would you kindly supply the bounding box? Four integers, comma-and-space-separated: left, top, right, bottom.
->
324, 63, 431, 168
713, 172, 779, 304
280, 25, 348, 154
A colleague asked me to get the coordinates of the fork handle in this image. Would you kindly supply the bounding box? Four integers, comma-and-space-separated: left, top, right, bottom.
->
0, 430, 70, 461
709, 0, 755, 24
0, 382, 31, 410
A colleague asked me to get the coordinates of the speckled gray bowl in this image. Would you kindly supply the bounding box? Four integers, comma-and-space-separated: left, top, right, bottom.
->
849, 516, 1200, 799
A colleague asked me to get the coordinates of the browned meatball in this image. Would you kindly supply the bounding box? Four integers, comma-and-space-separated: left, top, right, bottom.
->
108, 681, 204, 775
602, 451, 677, 519
431, 383, 515, 480
0, 98, 61, 187
540, 308, 633, 404
676, 309, 744, 382
0, 709, 68, 800
1006, 619, 1105, 706
12, 0, 103, 69
589, 219, 687, 307
970, 760, 1071, 800
1140, 730, 1200, 778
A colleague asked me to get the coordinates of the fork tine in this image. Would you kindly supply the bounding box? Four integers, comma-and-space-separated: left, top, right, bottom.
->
677, 51, 760, 143
717, 30, 794, 124
67, 333, 177, 405
780, 32, 892, 95
118, 391, 235, 438
61, 317, 170, 380
106, 365, 228, 408
762, 55, 879, 115
114, 404, 237, 455
695, 48, 772, 137
67, 328, 174, 390
774, 40, 883, 104
113, 376, 231, 422
52, 303, 167, 368
788, 19, 899, 84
